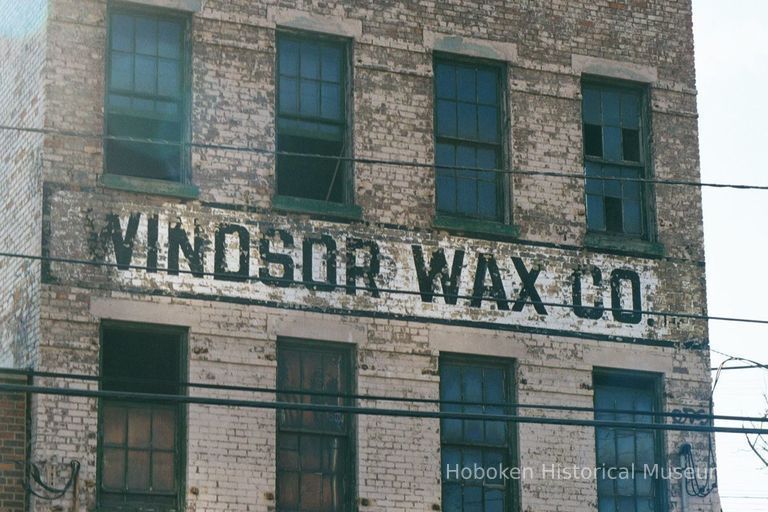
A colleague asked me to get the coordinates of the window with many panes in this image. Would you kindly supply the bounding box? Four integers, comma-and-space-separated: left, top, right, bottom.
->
106, 8, 187, 181
441, 356, 514, 512
594, 371, 664, 512
277, 340, 353, 511
99, 325, 185, 511
276, 33, 350, 204
434, 57, 504, 221
582, 81, 649, 237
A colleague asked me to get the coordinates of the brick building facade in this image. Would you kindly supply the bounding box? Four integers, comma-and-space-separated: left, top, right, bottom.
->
0, 0, 720, 511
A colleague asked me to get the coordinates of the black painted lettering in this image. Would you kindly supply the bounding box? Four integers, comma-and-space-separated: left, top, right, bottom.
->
572, 266, 604, 320
511, 257, 547, 314
303, 235, 337, 291
168, 219, 206, 277
610, 269, 642, 324
214, 223, 250, 282
103, 213, 141, 270
259, 228, 294, 287
411, 245, 464, 304
147, 214, 159, 273
470, 253, 509, 310
346, 238, 380, 297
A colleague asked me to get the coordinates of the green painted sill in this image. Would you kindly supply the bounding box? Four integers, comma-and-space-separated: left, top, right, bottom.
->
434, 214, 520, 240
100, 174, 199, 199
272, 195, 363, 221
584, 231, 666, 258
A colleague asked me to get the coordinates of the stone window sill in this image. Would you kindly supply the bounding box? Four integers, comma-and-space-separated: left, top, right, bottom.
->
272, 195, 363, 222
584, 232, 665, 258
434, 214, 520, 240
100, 174, 200, 200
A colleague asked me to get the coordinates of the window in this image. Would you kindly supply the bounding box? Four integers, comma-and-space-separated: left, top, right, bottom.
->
276, 34, 350, 203
99, 325, 185, 511
441, 356, 514, 512
594, 371, 664, 512
277, 341, 353, 511
106, 8, 187, 181
582, 81, 649, 237
434, 58, 504, 221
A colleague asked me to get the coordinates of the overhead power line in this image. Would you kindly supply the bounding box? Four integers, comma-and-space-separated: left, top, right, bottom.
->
1, 249, 763, 328
1, 123, 767, 190
2, 367, 762, 425
1, 382, 767, 435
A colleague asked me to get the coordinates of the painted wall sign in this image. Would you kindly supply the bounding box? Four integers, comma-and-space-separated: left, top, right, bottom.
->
44, 190, 671, 343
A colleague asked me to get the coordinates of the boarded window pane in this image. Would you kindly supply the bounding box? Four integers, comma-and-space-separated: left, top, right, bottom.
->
126, 450, 150, 490
300, 43, 320, 79
437, 100, 457, 137
152, 452, 175, 492
320, 45, 341, 82
102, 448, 126, 489
128, 409, 152, 448
152, 408, 176, 450
457, 103, 478, 139
603, 126, 622, 160
104, 405, 127, 445
477, 69, 497, 105
583, 87, 602, 124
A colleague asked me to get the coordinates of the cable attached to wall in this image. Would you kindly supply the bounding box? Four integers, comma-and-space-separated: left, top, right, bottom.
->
15, 459, 80, 501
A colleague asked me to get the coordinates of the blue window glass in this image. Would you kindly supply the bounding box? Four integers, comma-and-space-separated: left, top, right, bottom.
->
106, 10, 186, 182
277, 35, 348, 203
441, 358, 513, 512
582, 82, 648, 236
594, 373, 662, 512
435, 59, 503, 221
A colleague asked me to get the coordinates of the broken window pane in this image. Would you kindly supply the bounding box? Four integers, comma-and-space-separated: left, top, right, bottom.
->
582, 82, 647, 236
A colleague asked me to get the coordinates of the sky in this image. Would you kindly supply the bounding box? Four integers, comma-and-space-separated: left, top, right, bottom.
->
693, 0, 768, 510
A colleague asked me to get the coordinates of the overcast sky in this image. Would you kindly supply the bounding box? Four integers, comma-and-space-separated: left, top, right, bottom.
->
693, 0, 768, 510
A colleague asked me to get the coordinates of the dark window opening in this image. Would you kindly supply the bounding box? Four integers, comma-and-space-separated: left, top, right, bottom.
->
582, 82, 648, 237
594, 372, 663, 512
435, 59, 504, 221
277, 35, 349, 204
441, 357, 514, 512
277, 342, 352, 511
106, 10, 187, 182
100, 326, 184, 512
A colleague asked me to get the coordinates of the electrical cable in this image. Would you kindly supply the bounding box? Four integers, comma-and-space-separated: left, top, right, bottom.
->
0, 367, 762, 425
0, 249, 764, 328
2, 123, 768, 190
1, 381, 767, 435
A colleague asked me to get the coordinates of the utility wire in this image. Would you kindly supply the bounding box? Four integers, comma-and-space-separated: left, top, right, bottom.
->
0, 249, 762, 327
1, 367, 761, 425
2, 123, 768, 190
1, 382, 767, 435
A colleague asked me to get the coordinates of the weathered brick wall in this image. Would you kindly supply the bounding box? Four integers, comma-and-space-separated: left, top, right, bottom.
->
0, 373, 28, 512
0, 1, 47, 369
23, 0, 720, 511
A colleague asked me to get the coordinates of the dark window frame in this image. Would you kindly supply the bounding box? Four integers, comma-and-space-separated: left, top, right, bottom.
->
593, 368, 668, 512
439, 353, 519, 512
275, 337, 357, 512
275, 30, 355, 206
581, 77, 657, 241
97, 321, 188, 512
433, 53, 510, 224
104, 3, 192, 183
